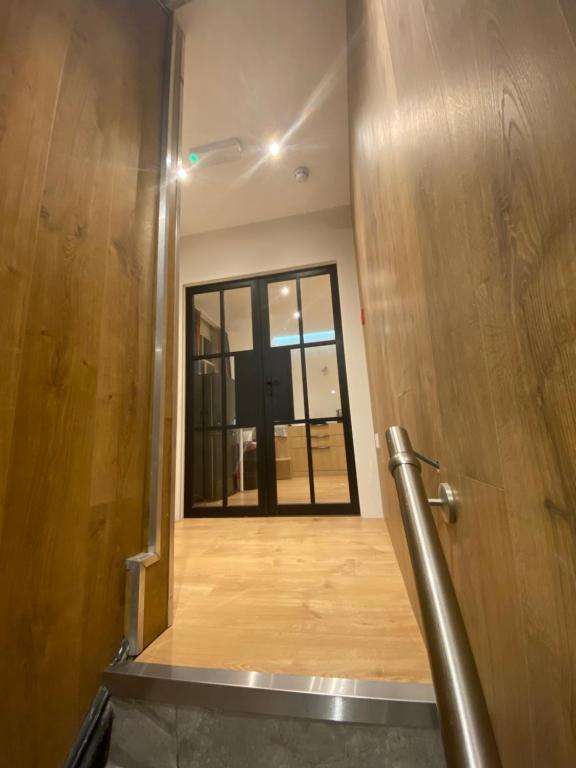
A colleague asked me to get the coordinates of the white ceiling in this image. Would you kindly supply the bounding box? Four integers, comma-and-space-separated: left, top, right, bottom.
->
163, 0, 191, 9
176, 0, 350, 236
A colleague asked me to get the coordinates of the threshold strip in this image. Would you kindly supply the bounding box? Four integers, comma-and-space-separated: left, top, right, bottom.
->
103, 662, 437, 729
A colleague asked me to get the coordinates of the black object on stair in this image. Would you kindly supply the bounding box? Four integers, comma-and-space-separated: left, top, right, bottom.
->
64, 640, 130, 768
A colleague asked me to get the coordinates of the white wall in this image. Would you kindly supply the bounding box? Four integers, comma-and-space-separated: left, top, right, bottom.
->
176, 205, 383, 518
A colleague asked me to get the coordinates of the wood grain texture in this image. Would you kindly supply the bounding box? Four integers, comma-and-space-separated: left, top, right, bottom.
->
347, 0, 576, 765
0, 1, 168, 765
138, 517, 432, 683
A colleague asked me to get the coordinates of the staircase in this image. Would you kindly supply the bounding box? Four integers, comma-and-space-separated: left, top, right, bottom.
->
104, 663, 445, 767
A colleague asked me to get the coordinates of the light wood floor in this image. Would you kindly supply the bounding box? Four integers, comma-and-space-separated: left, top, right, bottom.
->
138, 517, 431, 682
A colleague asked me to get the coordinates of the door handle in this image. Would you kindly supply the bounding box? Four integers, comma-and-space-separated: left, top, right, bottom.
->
266, 379, 280, 394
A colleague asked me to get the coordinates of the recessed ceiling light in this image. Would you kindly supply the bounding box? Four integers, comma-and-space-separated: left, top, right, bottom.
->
293, 311, 300, 319
268, 141, 281, 157
281, 286, 290, 296
177, 167, 189, 180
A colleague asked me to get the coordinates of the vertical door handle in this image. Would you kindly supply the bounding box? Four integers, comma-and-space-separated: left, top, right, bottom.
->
266, 379, 280, 395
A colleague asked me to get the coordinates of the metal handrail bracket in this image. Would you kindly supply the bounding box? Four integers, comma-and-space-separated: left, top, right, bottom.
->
386, 426, 502, 768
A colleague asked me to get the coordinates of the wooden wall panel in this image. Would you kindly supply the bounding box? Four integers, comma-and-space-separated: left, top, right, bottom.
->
347, 0, 576, 765
0, 0, 169, 765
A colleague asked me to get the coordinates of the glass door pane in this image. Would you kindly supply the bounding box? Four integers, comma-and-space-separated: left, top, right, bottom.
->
193, 291, 221, 355
191, 430, 223, 508
192, 358, 222, 428
224, 287, 253, 352
227, 427, 259, 507
275, 424, 311, 504
226, 354, 259, 426
304, 345, 341, 418
268, 280, 300, 347
301, 274, 335, 342
311, 422, 350, 503
268, 347, 305, 423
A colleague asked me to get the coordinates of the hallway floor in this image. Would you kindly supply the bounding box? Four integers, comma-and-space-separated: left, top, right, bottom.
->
138, 517, 431, 682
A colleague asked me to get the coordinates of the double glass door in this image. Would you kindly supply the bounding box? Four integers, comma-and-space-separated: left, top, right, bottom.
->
184, 266, 359, 516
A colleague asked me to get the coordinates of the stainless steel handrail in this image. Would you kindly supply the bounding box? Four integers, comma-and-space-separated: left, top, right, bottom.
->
386, 426, 502, 768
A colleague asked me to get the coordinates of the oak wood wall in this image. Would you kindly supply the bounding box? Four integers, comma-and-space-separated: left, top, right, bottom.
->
347, 0, 576, 765
0, 0, 169, 765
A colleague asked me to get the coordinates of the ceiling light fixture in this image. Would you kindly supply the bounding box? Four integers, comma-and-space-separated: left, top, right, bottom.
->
268, 141, 281, 157
293, 311, 300, 319
177, 167, 189, 181
188, 137, 243, 168
281, 286, 290, 296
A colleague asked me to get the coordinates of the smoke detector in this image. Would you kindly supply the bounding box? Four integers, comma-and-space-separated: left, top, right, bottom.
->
294, 166, 310, 183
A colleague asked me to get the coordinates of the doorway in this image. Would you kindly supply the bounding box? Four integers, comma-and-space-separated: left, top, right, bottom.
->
184, 265, 359, 516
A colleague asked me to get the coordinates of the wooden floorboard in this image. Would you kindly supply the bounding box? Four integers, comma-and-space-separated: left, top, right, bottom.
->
138, 517, 431, 683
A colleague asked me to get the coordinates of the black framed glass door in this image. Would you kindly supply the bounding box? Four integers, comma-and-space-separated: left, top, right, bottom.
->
184, 265, 359, 516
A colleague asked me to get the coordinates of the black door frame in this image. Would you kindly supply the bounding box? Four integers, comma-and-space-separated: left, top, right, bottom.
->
183, 265, 360, 517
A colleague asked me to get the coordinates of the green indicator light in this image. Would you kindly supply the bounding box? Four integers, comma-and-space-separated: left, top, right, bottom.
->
189, 152, 199, 164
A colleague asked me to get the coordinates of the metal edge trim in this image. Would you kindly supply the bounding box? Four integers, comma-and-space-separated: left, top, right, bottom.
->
147, 12, 176, 558
103, 663, 438, 730
124, 14, 183, 657
168, 20, 185, 629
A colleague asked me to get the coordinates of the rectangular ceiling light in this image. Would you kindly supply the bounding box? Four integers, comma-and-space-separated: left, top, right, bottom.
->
189, 137, 243, 168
